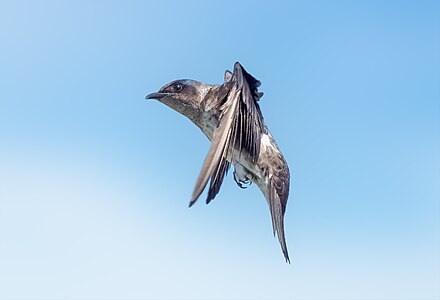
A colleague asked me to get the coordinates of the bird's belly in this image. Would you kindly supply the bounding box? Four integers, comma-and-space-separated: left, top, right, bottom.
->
228, 133, 276, 183
230, 132, 285, 188
198, 116, 279, 186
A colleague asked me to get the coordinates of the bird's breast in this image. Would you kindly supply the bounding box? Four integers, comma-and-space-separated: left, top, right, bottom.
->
198, 111, 219, 140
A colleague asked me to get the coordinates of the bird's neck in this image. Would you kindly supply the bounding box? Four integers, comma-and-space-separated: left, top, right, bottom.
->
159, 97, 201, 125
159, 84, 221, 139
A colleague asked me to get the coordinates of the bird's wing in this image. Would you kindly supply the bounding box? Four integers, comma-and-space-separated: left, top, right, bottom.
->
190, 62, 291, 262
190, 62, 265, 206
266, 151, 290, 263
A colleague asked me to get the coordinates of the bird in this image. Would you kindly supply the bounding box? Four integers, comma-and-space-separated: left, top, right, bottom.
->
145, 62, 291, 262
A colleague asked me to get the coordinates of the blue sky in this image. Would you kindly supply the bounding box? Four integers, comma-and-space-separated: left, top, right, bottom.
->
0, 0, 439, 299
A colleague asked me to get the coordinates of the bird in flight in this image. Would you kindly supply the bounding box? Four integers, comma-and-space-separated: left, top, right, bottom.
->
146, 62, 291, 262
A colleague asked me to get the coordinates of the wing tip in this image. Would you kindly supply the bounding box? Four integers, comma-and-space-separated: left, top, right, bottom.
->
188, 194, 199, 207
268, 178, 291, 264
275, 228, 290, 264
224, 70, 233, 82
277, 233, 290, 264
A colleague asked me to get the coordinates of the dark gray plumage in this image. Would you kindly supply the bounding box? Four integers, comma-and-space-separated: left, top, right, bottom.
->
145, 62, 291, 262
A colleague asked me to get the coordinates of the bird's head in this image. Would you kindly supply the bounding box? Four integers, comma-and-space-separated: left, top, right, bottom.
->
146, 79, 200, 103
146, 79, 214, 122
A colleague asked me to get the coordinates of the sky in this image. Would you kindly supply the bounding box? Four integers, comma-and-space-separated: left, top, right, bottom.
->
0, 0, 439, 299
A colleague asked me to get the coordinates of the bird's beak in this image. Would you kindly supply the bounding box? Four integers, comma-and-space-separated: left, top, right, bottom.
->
145, 92, 167, 100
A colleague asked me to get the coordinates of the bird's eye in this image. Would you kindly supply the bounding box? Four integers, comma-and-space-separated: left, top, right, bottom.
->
172, 83, 183, 93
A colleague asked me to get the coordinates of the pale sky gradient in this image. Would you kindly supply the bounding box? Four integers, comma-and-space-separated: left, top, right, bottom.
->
0, 1, 439, 299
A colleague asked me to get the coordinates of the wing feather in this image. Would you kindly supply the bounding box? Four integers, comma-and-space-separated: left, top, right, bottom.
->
268, 159, 290, 263
206, 158, 230, 204
189, 86, 240, 207
270, 186, 289, 263
189, 62, 291, 262
189, 62, 265, 206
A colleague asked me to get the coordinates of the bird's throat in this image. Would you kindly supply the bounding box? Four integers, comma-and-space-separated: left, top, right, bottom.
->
159, 97, 201, 127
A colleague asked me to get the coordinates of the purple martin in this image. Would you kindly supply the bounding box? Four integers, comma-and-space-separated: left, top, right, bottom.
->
146, 62, 291, 262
